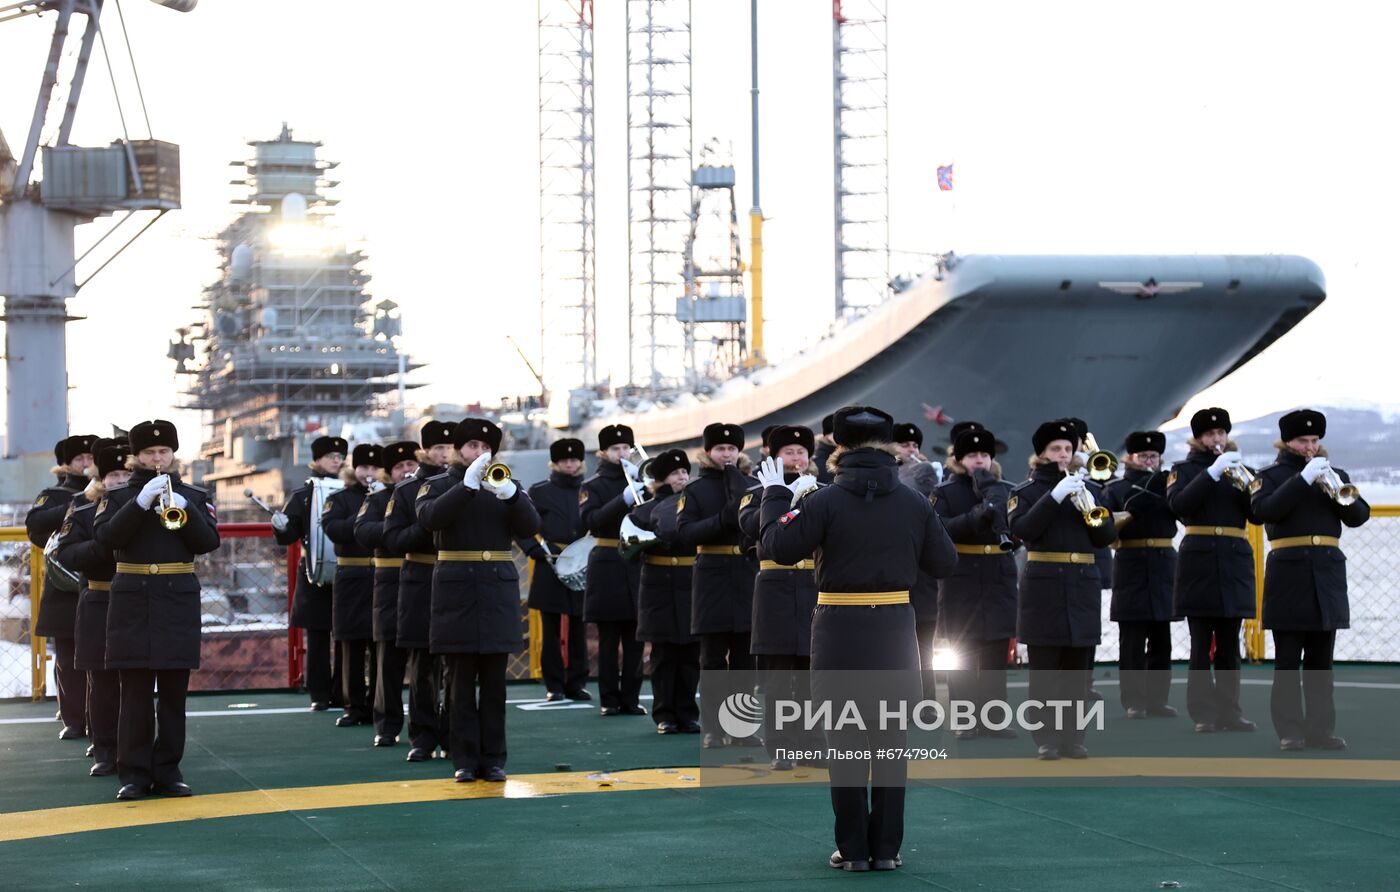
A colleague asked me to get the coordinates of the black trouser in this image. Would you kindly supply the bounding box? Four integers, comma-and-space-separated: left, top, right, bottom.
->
53, 636, 88, 734
406, 647, 445, 751
1026, 645, 1093, 749
1118, 620, 1172, 711
339, 638, 376, 722
595, 620, 644, 710
541, 612, 589, 696
827, 721, 908, 862
700, 631, 755, 738
373, 642, 408, 740
757, 653, 812, 756
650, 641, 701, 726
445, 652, 508, 773
1270, 630, 1337, 742
915, 620, 939, 700
1186, 616, 1243, 725
303, 629, 332, 704
946, 638, 1011, 725
117, 667, 188, 790
87, 668, 120, 765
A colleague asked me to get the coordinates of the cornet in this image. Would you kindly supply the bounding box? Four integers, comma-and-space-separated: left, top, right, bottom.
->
1081, 432, 1118, 483
1212, 443, 1255, 492
157, 472, 188, 530
1316, 465, 1359, 506
1068, 469, 1110, 527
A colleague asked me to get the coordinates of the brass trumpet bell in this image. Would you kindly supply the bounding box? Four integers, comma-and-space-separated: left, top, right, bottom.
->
158, 473, 188, 530
1081, 432, 1118, 482
1317, 466, 1359, 506
485, 462, 511, 486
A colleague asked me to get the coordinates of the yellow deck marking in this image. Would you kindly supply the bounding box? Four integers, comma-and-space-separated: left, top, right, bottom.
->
2, 758, 1397, 843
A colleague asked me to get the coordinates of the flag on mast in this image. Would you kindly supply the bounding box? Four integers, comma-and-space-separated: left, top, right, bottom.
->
936, 164, 954, 191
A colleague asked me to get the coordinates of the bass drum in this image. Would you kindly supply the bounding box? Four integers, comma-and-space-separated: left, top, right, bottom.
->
553, 535, 595, 592
306, 476, 345, 586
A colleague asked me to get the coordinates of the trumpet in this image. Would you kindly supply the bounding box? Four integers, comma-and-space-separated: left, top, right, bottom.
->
1316, 465, 1359, 506
485, 461, 512, 486
1081, 432, 1118, 482
1212, 443, 1256, 492
1068, 469, 1110, 527
157, 472, 187, 530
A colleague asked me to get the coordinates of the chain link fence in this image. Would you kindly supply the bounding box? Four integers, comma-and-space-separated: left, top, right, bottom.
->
0, 527, 40, 700
191, 524, 290, 692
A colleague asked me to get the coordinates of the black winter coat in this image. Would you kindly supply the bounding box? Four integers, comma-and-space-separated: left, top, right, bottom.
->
1166, 448, 1257, 619
52, 491, 115, 670
517, 471, 587, 616
630, 492, 696, 643
931, 470, 1018, 642
740, 475, 819, 655
1251, 449, 1370, 631
274, 470, 338, 632
353, 485, 400, 644
381, 464, 443, 649
416, 466, 540, 654
1100, 468, 1178, 623
579, 461, 642, 623
93, 469, 221, 670
676, 462, 759, 635
324, 481, 374, 641
27, 472, 88, 638
1008, 462, 1117, 647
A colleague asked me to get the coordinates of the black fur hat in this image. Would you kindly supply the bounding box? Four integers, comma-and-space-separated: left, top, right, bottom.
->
130, 420, 180, 454
1279, 409, 1326, 441
647, 448, 691, 482
833, 406, 894, 446
953, 428, 997, 461
380, 440, 419, 471
420, 420, 456, 449
59, 434, 99, 464
1032, 419, 1076, 455
702, 422, 745, 451
1124, 431, 1166, 454
311, 435, 347, 461
766, 425, 815, 455
351, 444, 382, 468
1190, 407, 1231, 438
93, 437, 132, 478
454, 417, 502, 453
598, 424, 635, 451
893, 422, 923, 447
550, 438, 586, 462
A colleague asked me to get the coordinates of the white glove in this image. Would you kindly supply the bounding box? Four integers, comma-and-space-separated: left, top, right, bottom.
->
271, 511, 290, 532
1074, 451, 1090, 468
368, 480, 386, 494
462, 452, 491, 490
790, 474, 818, 498
168, 492, 188, 511
485, 477, 517, 501
620, 458, 640, 481
930, 461, 944, 484
136, 474, 168, 509
1050, 474, 1083, 503
1207, 451, 1241, 481
755, 455, 786, 489
1301, 456, 1329, 485
622, 484, 639, 506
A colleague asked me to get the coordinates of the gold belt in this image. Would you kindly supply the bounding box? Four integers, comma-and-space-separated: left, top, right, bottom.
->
438, 550, 514, 562
645, 555, 696, 567
1271, 535, 1341, 550
1183, 525, 1249, 540
374, 557, 404, 569
115, 562, 195, 576
954, 543, 1003, 556
1025, 551, 1095, 565
87, 580, 111, 592
697, 545, 744, 556
818, 591, 910, 606
337, 557, 373, 567
404, 552, 437, 565
593, 538, 620, 548
759, 559, 814, 571
1114, 538, 1174, 549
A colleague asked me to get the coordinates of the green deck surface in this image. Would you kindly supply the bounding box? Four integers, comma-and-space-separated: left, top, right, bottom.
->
3, 665, 1399, 890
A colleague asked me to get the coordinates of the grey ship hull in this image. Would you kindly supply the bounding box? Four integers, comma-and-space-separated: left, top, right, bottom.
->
578, 255, 1325, 456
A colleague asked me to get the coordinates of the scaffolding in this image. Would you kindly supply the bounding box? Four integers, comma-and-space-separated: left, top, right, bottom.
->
832, 0, 890, 317
538, 0, 597, 392
625, 0, 693, 392
680, 143, 746, 388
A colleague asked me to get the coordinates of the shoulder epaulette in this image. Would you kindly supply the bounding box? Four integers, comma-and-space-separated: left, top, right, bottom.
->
1010, 478, 1037, 493
105, 482, 131, 493
71, 500, 97, 513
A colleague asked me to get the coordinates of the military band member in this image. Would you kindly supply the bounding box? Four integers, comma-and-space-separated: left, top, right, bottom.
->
629, 448, 702, 734
1100, 431, 1179, 719
323, 443, 384, 728
382, 420, 455, 761
580, 424, 647, 716
812, 413, 836, 484
417, 418, 541, 782
676, 422, 759, 748
758, 406, 957, 872
1251, 409, 1370, 750
932, 427, 1018, 739
93, 420, 220, 799
739, 425, 821, 768
53, 437, 131, 776
518, 438, 591, 702
893, 421, 942, 691
1010, 420, 1118, 760
1166, 408, 1258, 733
272, 435, 348, 710
28, 433, 99, 740
353, 439, 419, 746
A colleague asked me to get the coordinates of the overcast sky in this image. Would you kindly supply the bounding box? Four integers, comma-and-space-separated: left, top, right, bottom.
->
2, 0, 1397, 450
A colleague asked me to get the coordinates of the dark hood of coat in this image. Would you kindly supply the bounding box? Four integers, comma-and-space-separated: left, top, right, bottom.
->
831, 447, 902, 499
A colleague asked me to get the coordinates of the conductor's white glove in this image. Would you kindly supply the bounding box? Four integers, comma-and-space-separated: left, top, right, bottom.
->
788, 474, 818, 508
1301, 456, 1330, 485
136, 474, 168, 510
1050, 473, 1083, 504
462, 452, 491, 490
622, 485, 639, 506
620, 458, 640, 481
755, 456, 786, 490
485, 477, 517, 500
1208, 450, 1241, 481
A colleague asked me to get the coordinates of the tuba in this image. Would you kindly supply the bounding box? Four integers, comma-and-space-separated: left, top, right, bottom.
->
1316, 465, 1359, 506
1081, 432, 1118, 482
1068, 469, 1110, 527
1212, 443, 1255, 492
